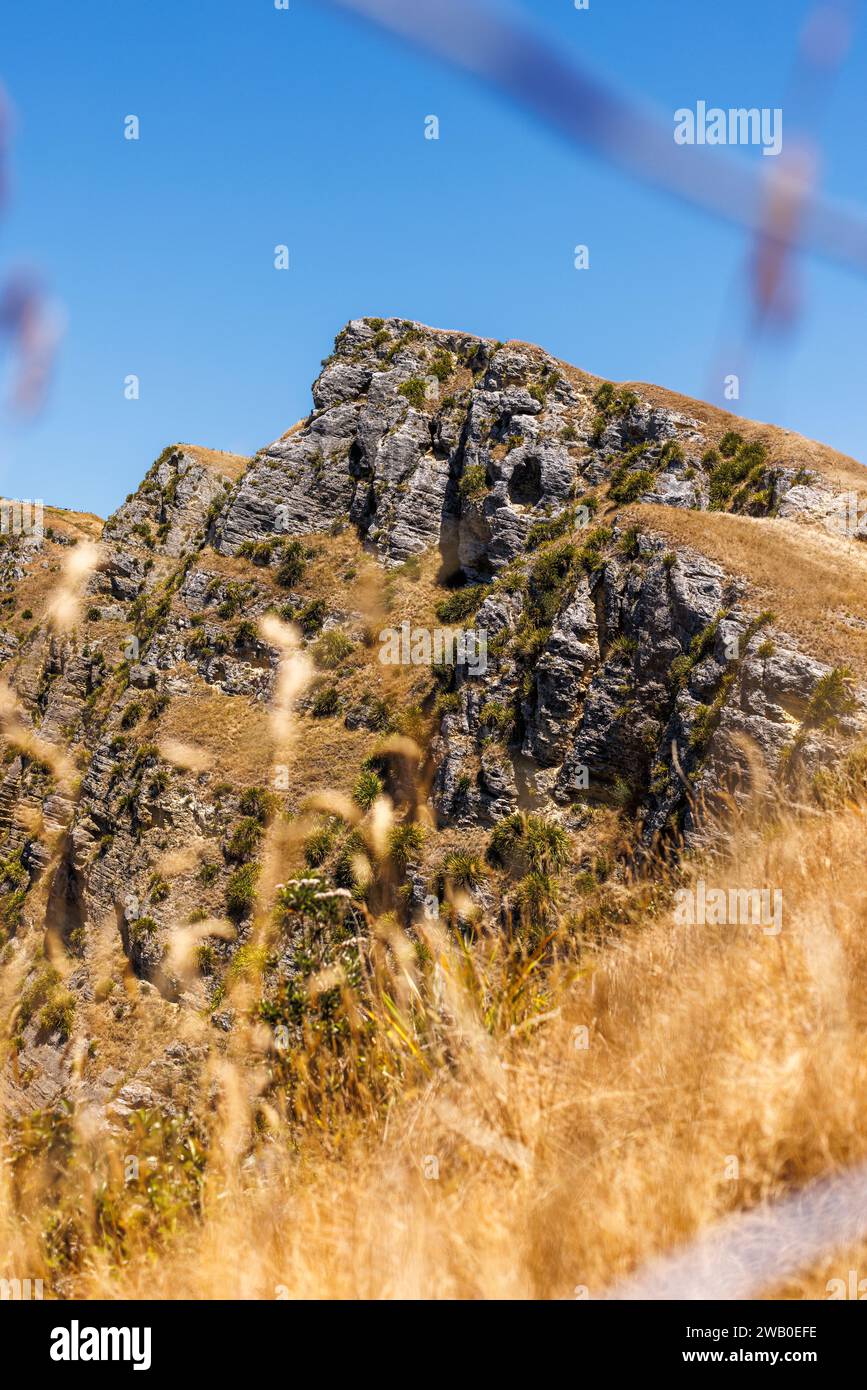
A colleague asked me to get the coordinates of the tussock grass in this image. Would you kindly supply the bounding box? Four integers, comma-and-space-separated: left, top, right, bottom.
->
630, 503, 867, 669
3, 482, 867, 1301
4, 760, 867, 1297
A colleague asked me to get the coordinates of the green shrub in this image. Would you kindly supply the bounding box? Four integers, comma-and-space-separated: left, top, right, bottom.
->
149, 691, 170, 718
608, 634, 637, 661
313, 630, 355, 669
20, 964, 61, 1027
479, 700, 514, 737
529, 541, 584, 622
239, 786, 278, 823
441, 851, 487, 889
332, 830, 369, 891
669, 610, 727, 687
434, 692, 461, 717
669, 654, 693, 687
617, 526, 642, 558
120, 702, 143, 730
659, 440, 685, 467
611, 468, 655, 505
226, 864, 259, 920
39, 991, 76, 1042
312, 685, 340, 717
488, 812, 569, 875
435, 584, 491, 623
353, 768, 383, 811
239, 538, 279, 566
349, 694, 392, 731
719, 430, 743, 458
148, 874, 170, 904
589, 414, 607, 446
527, 508, 576, 548
275, 540, 307, 588
512, 621, 550, 663
304, 822, 337, 867
393, 703, 427, 741
708, 456, 749, 507
430, 349, 454, 383
275, 874, 347, 925
387, 821, 426, 868
514, 870, 557, 938
225, 816, 264, 863
689, 672, 735, 751
398, 378, 427, 409
131, 743, 158, 772
217, 582, 251, 619
592, 382, 637, 423
295, 598, 327, 635
593, 383, 617, 413
458, 464, 489, 500
805, 667, 857, 729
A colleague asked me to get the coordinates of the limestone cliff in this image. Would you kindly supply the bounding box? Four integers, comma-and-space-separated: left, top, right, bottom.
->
1, 318, 865, 1123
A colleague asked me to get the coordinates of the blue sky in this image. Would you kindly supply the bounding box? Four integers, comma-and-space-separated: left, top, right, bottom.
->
2, 0, 866, 516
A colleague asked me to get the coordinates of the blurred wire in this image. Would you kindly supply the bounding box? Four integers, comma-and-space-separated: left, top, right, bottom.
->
0, 270, 63, 416
746, 1, 861, 329
705, 0, 862, 403
0, 84, 62, 418
322, 0, 867, 277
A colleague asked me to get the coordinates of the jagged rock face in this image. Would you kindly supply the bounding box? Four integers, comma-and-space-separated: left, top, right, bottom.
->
104, 447, 232, 561
0, 316, 864, 1122
429, 535, 859, 840
214, 318, 849, 578
216, 319, 597, 571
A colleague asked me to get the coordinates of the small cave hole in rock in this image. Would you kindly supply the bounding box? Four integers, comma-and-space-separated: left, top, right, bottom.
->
508, 456, 543, 506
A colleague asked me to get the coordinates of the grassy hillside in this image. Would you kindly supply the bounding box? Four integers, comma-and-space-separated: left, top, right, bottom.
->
1, 329, 866, 1301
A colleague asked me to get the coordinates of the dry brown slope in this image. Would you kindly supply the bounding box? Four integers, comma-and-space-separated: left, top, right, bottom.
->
629, 502, 867, 669
504, 333, 867, 495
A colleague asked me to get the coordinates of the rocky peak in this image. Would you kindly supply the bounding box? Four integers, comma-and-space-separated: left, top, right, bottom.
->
215, 317, 858, 581
0, 317, 864, 1127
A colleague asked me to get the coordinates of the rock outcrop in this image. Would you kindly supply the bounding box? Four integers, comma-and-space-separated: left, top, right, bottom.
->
0, 317, 864, 1123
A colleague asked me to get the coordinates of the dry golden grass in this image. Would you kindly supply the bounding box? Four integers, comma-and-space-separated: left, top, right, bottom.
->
4, 775, 867, 1299
5, 439, 867, 1301
43, 506, 104, 542
180, 445, 250, 483
0, 516, 102, 648
544, 349, 867, 494
156, 679, 274, 787
629, 504, 867, 668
